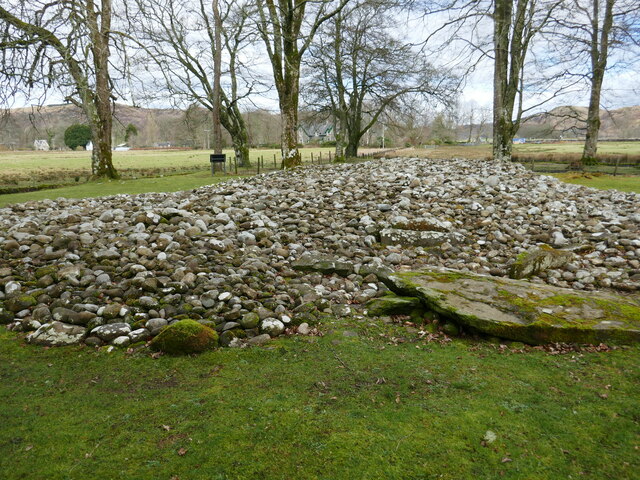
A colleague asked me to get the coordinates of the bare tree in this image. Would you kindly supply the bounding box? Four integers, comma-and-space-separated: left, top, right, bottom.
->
0, 0, 119, 177
549, 0, 640, 168
492, 0, 560, 161
419, 0, 561, 161
303, 2, 456, 158
254, 0, 349, 168
128, 0, 257, 166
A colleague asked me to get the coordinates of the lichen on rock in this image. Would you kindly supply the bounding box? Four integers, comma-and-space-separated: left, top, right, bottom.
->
385, 269, 640, 345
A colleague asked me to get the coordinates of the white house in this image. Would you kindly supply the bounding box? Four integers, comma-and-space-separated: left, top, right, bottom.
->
34, 139, 50, 151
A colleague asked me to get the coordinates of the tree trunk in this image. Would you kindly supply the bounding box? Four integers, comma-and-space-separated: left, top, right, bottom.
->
212, 0, 223, 155
88, 0, 118, 179
578, 0, 614, 169
581, 89, 601, 163
345, 121, 361, 158
334, 111, 347, 161
492, 0, 514, 162
281, 91, 301, 168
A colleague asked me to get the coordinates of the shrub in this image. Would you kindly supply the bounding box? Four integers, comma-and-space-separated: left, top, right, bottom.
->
64, 124, 92, 150
149, 319, 218, 354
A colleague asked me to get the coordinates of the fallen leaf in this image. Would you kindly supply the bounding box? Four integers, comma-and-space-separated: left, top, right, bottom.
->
501, 457, 512, 463
599, 393, 608, 399
162, 425, 172, 431
177, 447, 187, 456
25, 445, 33, 451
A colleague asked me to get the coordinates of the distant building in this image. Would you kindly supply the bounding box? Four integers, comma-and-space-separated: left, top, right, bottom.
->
513, 138, 526, 144
114, 143, 131, 151
34, 139, 50, 151
298, 124, 334, 144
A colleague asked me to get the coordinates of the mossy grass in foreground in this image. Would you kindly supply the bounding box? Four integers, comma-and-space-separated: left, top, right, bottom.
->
1, 316, 638, 480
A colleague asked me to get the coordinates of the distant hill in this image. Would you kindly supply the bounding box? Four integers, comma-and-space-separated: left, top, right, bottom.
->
0, 103, 187, 150
517, 105, 640, 139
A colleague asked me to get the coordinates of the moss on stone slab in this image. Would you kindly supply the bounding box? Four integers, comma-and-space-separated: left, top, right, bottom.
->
365, 295, 423, 316
386, 269, 640, 345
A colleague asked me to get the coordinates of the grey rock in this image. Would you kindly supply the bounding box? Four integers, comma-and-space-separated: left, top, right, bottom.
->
297, 323, 311, 335
509, 247, 575, 280
52, 307, 96, 326
247, 333, 271, 346
129, 328, 151, 343
27, 321, 86, 346
240, 312, 260, 329
260, 318, 285, 336
380, 228, 465, 247
146, 318, 168, 335
94, 249, 120, 261
91, 323, 131, 342
112, 336, 131, 347
292, 253, 354, 276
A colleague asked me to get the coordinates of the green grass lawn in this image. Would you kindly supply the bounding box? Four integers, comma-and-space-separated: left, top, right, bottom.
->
0, 148, 334, 176
552, 173, 640, 193
516, 141, 640, 156
0, 171, 241, 208
1, 317, 638, 480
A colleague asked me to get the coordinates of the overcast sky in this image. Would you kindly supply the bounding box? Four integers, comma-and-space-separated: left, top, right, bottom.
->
5, 3, 639, 115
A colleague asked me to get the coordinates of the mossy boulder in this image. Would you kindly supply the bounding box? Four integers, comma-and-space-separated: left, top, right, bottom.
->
508, 245, 574, 279
365, 295, 422, 316
0, 306, 14, 325
5, 295, 37, 313
219, 328, 247, 347
35, 265, 58, 280
385, 268, 640, 345
149, 319, 218, 354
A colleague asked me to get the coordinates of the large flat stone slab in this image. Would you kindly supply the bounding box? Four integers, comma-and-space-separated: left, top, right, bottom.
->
384, 269, 640, 345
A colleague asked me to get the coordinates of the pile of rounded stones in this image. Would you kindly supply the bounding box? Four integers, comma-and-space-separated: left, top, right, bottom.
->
0, 157, 638, 349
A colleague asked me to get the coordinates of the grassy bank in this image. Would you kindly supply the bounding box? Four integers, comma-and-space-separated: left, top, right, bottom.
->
0, 171, 241, 208
551, 173, 640, 193
1, 317, 638, 479
400, 141, 640, 160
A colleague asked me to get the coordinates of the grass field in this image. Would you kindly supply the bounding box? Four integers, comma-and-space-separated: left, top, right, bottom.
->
0, 147, 338, 188
400, 141, 640, 160
552, 173, 640, 193
0, 144, 638, 207
0, 171, 243, 208
1, 317, 638, 479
